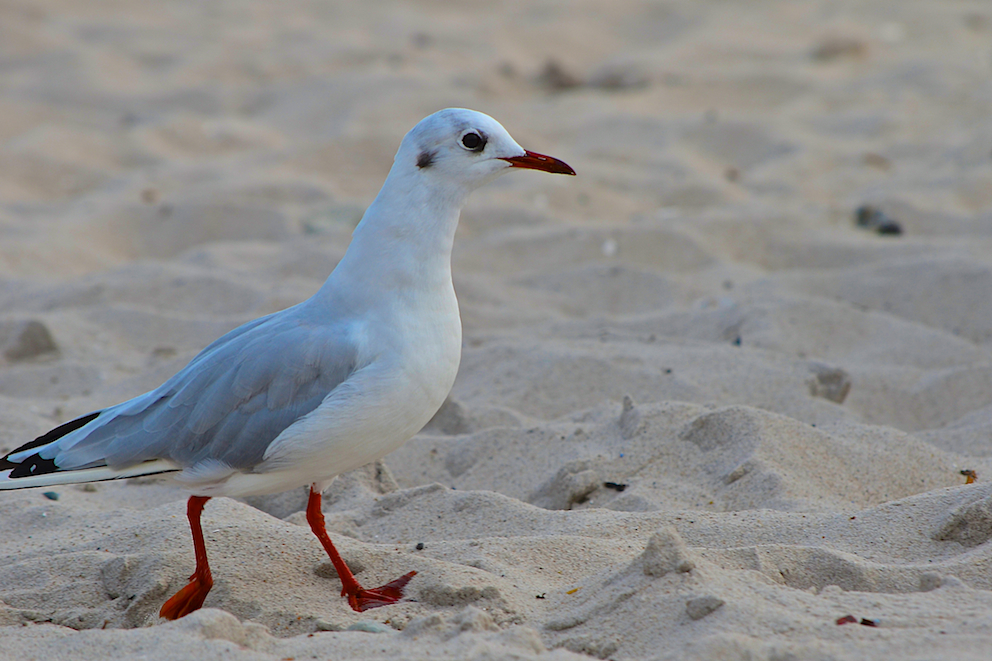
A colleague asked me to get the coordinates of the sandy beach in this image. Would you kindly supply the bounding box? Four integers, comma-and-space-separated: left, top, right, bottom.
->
2, 0, 992, 658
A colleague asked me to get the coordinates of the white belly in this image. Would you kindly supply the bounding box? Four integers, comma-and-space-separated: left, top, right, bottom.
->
213, 292, 462, 497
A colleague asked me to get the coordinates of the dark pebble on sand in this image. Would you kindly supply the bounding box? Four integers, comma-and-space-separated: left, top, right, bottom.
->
855, 205, 902, 235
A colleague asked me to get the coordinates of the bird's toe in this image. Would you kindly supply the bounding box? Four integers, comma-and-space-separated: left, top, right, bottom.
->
348, 570, 417, 612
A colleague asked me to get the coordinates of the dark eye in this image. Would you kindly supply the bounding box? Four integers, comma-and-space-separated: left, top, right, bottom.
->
460, 131, 486, 152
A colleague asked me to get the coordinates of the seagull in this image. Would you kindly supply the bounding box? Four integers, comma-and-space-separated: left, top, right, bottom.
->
0, 108, 574, 619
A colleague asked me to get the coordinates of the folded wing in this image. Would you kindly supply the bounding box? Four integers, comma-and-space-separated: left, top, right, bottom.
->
1, 303, 358, 486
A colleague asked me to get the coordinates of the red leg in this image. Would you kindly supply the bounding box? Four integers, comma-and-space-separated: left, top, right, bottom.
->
160, 496, 213, 620
306, 486, 415, 612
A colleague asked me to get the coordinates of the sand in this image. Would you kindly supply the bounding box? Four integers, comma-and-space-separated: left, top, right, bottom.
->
2, 0, 992, 658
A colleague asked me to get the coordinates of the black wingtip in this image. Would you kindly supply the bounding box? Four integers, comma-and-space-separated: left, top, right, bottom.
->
8, 455, 59, 478
1, 410, 103, 473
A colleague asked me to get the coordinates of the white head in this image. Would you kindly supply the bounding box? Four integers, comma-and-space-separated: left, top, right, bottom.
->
331, 109, 574, 298
393, 108, 574, 193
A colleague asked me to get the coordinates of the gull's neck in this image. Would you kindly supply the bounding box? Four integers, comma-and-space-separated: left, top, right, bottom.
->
315, 165, 468, 313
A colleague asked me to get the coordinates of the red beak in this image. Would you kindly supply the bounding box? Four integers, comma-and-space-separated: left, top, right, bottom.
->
501, 150, 576, 175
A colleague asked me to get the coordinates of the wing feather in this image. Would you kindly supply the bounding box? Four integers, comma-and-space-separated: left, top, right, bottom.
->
47, 304, 358, 473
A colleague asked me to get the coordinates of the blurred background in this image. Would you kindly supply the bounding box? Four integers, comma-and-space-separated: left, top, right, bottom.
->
2, 1, 990, 273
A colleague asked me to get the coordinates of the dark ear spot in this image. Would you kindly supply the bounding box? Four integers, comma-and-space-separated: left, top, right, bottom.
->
417, 150, 435, 169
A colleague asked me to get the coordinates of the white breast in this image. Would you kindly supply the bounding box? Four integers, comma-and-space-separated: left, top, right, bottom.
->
214, 287, 462, 498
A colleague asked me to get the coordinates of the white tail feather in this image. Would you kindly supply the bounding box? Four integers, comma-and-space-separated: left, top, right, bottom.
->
0, 459, 179, 490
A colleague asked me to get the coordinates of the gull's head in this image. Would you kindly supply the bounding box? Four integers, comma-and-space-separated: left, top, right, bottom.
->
395, 108, 575, 191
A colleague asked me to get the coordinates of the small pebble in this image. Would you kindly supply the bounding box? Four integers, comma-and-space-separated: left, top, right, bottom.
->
854, 205, 902, 236
807, 362, 852, 404
863, 152, 891, 170
1, 319, 59, 362
537, 59, 582, 91
42, 491, 59, 501
415, 542, 425, 550
811, 37, 868, 61
686, 595, 725, 620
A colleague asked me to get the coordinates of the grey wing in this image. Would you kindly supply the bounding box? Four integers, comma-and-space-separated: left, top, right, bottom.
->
50, 308, 357, 472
